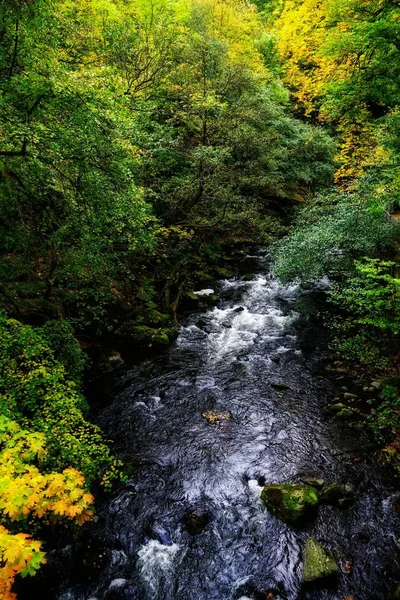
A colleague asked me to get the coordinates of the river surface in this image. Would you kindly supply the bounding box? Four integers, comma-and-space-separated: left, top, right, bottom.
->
47, 259, 399, 600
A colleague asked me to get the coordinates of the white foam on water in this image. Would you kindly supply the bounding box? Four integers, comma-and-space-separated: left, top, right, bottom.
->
247, 479, 264, 499
137, 540, 182, 595
108, 578, 127, 590
132, 401, 149, 410
206, 305, 295, 362
276, 345, 290, 354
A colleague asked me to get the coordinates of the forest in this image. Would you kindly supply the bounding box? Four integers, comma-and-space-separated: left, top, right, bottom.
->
0, 0, 399, 597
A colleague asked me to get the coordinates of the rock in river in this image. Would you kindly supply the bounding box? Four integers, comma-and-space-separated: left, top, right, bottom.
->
270, 382, 291, 391
321, 483, 354, 505
202, 410, 232, 424
261, 484, 320, 526
328, 403, 346, 412
302, 537, 338, 585
335, 408, 357, 420
184, 511, 210, 535
301, 477, 325, 489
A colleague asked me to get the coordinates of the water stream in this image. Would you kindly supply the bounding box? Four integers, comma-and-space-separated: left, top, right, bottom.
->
49, 258, 399, 600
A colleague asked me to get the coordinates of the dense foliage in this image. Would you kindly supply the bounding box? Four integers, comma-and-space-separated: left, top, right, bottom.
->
0, 312, 123, 597
0, 0, 334, 336
0, 0, 337, 593
3, 0, 400, 592
271, 0, 400, 471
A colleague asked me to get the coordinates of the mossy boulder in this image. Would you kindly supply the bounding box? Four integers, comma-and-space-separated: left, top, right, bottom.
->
335, 408, 357, 419
188, 289, 219, 307
133, 307, 170, 326
183, 291, 202, 308
320, 483, 354, 506
117, 323, 175, 347
302, 538, 338, 585
194, 271, 213, 284
201, 293, 218, 307
261, 484, 320, 526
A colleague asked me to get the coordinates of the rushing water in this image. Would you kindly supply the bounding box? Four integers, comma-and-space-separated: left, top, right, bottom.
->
47, 260, 400, 600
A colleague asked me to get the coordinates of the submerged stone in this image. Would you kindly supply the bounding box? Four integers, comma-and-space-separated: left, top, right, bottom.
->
302, 538, 338, 585
184, 511, 210, 535
234, 306, 245, 313
261, 484, 319, 525
270, 382, 291, 391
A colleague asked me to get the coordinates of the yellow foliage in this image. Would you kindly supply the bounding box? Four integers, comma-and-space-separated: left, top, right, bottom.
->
0, 526, 46, 600
274, 0, 395, 181
0, 417, 94, 596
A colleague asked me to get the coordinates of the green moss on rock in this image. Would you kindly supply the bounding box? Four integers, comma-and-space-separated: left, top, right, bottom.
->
261, 484, 320, 525
336, 408, 357, 419
117, 322, 175, 347
302, 538, 338, 585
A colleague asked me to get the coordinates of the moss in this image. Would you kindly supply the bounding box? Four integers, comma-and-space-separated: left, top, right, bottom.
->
302, 538, 338, 585
336, 408, 356, 419
117, 322, 175, 347
261, 484, 320, 526
194, 271, 214, 283
212, 266, 235, 278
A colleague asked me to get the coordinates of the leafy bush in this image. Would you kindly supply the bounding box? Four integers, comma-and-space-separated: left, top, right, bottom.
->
0, 313, 115, 482
39, 320, 86, 387
0, 312, 123, 594
366, 384, 400, 476
327, 259, 400, 368
274, 191, 399, 282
